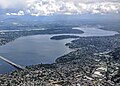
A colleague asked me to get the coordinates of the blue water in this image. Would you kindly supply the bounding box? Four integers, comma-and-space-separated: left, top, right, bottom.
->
0, 27, 119, 74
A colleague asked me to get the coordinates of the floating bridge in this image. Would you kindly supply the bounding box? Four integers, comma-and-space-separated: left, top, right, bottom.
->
0, 56, 26, 70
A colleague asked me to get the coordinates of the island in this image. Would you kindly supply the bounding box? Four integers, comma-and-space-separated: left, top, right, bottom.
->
0, 32, 120, 86
50, 35, 80, 40
0, 26, 120, 86
0, 28, 83, 46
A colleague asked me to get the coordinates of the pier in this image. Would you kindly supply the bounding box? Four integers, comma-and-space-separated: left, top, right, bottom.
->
0, 56, 26, 70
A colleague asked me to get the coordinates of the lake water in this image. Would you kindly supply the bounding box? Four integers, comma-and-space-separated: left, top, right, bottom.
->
0, 27, 119, 74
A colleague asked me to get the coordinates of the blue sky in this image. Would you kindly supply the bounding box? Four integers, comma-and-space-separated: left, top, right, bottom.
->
0, 0, 120, 16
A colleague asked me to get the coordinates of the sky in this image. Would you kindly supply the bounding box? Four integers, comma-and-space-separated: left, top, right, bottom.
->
0, 0, 26, 9
0, 0, 119, 9
0, 0, 120, 16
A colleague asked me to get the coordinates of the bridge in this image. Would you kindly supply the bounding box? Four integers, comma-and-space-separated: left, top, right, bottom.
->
0, 56, 26, 70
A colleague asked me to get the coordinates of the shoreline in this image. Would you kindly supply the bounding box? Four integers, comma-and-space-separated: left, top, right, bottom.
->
0, 27, 120, 85
0, 27, 119, 74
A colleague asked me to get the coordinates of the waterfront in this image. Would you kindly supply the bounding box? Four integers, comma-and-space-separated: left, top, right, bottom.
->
0, 27, 118, 73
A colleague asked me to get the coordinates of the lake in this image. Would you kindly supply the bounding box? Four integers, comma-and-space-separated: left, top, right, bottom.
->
0, 27, 119, 74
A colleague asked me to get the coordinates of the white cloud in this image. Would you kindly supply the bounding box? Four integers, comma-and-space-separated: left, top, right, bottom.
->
6, 10, 24, 16
17, 11, 24, 16
1, 0, 120, 16
25, 1, 120, 16
6, 13, 10, 15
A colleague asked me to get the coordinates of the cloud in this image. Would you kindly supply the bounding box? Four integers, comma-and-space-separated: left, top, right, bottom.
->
0, 0, 26, 9
0, 0, 120, 9
25, 0, 120, 16
6, 10, 24, 16
1, 0, 120, 16
58, 0, 120, 3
